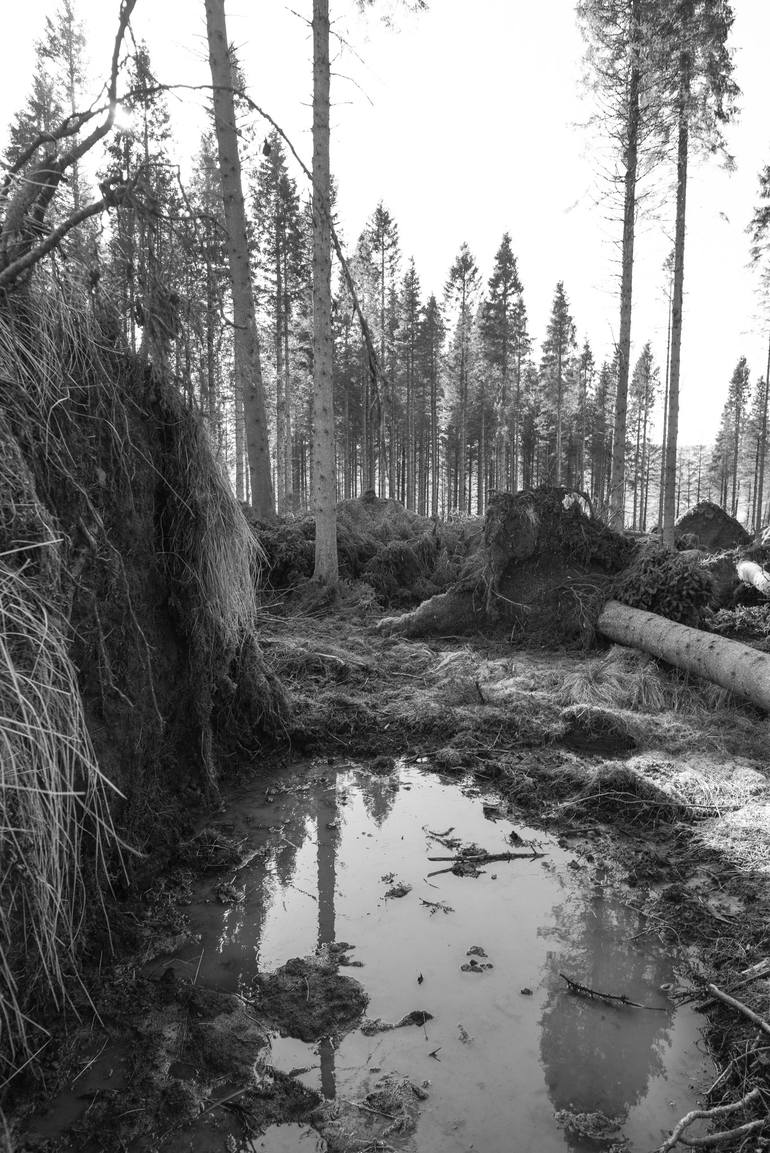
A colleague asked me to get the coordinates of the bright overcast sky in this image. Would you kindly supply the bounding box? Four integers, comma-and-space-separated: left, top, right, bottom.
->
2, 0, 769, 446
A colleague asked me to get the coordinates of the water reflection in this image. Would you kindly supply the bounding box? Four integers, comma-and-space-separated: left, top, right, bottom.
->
181, 761, 705, 1153
539, 891, 673, 1145
317, 776, 337, 1099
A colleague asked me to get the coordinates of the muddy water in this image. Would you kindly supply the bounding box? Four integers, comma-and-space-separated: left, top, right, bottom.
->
172, 762, 711, 1152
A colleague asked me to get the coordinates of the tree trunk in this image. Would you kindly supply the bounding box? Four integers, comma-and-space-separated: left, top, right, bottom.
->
609, 0, 641, 530
737, 560, 770, 598
598, 599, 770, 711
311, 0, 338, 583
755, 335, 770, 534
205, 0, 274, 518
662, 48, 690, 546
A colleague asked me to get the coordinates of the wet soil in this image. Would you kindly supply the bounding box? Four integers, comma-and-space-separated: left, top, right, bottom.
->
11, 620, 770, 1152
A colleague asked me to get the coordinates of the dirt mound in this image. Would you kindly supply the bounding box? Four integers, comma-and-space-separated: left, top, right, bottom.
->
675, 501, 750, 551
253, 955, 368, 1042
379, 487, 636, 644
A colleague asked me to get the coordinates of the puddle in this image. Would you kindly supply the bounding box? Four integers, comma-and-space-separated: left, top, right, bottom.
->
168, 761, 712, 1152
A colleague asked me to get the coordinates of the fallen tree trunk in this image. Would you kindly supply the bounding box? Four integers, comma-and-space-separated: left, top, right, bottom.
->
598, 599, 770, 711
736, 559, 770, 598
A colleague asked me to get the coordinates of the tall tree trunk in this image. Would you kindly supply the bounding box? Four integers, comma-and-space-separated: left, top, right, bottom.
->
662, 48, 690, 546
311, 0, 338, 583
658, 286, 672, 529
609, 0, 641, 530
283, 248, 294, 504
755, 336, 770, 534
555, 347, 563, 484
275, 217, 286, 511
205, 0, 274, 518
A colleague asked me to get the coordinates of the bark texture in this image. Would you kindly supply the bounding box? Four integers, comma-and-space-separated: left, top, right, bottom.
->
311, 0, 338, 583
661, 46, 690, 546
598, 599, 770, 710
205, 0, 274, 519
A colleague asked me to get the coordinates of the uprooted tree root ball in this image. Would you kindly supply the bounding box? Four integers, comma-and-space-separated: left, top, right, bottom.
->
0, 283, 284, 1087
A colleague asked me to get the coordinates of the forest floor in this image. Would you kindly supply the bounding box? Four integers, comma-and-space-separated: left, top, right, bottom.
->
11, 600, 770, 1153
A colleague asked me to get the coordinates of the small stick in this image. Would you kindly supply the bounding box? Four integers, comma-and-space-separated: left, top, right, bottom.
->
657, 1086, 762, 1152
707, 984, 770, 1037
193, 947, 204, 985
560, 972, 664, 1011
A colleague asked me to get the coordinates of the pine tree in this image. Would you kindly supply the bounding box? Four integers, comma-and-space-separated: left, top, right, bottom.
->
660, 0, 738, 543
480, 233, 527, 491
578, 0, 668, 527
205, 0, 274, 518
444, 243, 480, 512
540, 282, 577, 485
364, 202, 400, 495
395, 259, 421, 509
627, 342, 659, 528
417, 294, 445, 516
252, 131, 305, 510
311, 0, 337, 581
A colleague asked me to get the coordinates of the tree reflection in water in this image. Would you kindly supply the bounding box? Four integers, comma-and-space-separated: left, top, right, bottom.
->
538, 888, 674, 1147
317, 774, 338, 1099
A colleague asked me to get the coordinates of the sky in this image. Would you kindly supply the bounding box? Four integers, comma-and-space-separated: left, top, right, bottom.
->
1, 0, 769, 447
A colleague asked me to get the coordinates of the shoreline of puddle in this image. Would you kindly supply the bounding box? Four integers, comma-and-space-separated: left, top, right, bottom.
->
159, 758, 713, 1153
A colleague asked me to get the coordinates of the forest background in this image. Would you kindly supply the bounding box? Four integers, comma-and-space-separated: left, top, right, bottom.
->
1, 0, 770, 532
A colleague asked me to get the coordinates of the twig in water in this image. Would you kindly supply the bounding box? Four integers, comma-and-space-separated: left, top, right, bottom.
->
427, 850, 544, 864
560, 973, 664, 1011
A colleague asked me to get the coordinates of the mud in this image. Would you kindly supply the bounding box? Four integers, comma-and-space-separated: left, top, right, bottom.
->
12, 622, 770, 1153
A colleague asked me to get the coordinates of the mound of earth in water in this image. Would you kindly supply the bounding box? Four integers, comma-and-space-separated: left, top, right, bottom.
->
253, 954, 368, 1042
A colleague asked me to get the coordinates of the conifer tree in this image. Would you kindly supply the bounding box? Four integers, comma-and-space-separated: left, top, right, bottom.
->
417, 294, 445, 515
444, 243, 480, 511
660, 0, 737, 543
205, 0, 274, 518
252, 131, 305, 510
540, 281, 577, 485
578, 0, 667, 527
480, 233, 526, 491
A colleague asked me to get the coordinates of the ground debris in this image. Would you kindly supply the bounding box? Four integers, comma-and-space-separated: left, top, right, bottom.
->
360, 1010, 433, 1035
419, 897, 454, 915
312, 1071, 428, 1151
383, 880, 412, 899
554, 1108, 625, 1144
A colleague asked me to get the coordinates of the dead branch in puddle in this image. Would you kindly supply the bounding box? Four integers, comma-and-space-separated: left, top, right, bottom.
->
560, 973, 665, 1011
656, 1087, 764, 1152
426, 850, 545, 863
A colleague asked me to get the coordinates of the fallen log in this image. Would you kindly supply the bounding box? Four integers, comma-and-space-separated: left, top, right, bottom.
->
597, 600, 770, 711
736, 559, 770, 598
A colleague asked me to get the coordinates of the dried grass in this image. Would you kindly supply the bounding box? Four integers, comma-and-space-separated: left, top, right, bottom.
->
0, 559, 123, 1082
0, 279, 273, 1086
